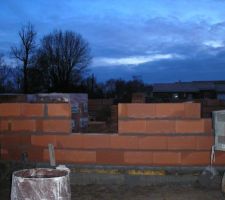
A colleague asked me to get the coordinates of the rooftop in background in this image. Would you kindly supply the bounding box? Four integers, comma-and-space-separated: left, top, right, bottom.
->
153, 81, 225, 93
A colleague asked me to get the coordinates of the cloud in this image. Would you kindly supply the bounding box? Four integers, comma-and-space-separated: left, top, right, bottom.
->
204, 40, 224, 48
92, 49, 225, 83
2, 0, 225, 83
92, 53, 184, 67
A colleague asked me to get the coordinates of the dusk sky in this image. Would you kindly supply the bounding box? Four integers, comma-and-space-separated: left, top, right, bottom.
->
1, 0, 225, 83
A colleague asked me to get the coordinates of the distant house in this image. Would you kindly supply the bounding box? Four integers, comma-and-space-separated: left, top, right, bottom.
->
152, 81, 225, 102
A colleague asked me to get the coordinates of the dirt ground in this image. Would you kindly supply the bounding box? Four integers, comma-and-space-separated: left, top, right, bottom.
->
1, 184, 224, 200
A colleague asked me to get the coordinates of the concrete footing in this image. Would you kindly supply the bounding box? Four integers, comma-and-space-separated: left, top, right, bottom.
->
1, 161, 225, 187
70, 173, 198, 186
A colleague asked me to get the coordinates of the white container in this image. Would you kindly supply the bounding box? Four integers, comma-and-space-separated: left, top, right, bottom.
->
11, 168, 71, 200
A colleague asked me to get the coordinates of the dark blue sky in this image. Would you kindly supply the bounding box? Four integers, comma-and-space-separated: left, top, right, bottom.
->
1, 0, 225, 83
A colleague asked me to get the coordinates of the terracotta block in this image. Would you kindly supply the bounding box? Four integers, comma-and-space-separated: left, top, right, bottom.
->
110, 135, 139, 149
215, 152, 225, 165
83, 134, 110, 149
147, 120, 176, 133
118, 120, 146, 133
1, 147, 29, 161
0, 103, 21, 117
12, 120, 36, 132
167, 136, 197, 150
96, 150, 124, 164
124, 151, 153, 165
36, 120, 43, 132
31, 135, 56, 147
184, 103, 201, 118
175, 119, 204, 133
126, 104, 156, 118
28, 146, 45, 162
1, 135, 31, 147
43, 149, 50, 161
44, 149, 96, 163
118, 104, 127, 118
42, 119, 71, 133
21, 103, 45, 117
139, 136, 167, 150
1, 119, 36, 133
196, 136, 214, 150
1, 148, 9, 159
155, 103, 184, 118
153, 152, 181, 165
1, 150, 11, 160
55, 134, 84, 149
47, 103, 71, 117
181, 151, 210, 165
204, 119, 212, 133
0, 120, 11, 132
2, 147, 23, 161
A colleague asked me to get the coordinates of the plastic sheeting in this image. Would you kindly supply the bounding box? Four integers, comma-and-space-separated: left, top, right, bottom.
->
11, 168, 71, 200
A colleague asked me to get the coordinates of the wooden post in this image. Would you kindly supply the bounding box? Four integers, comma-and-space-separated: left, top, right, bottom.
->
48, 144, 56, 167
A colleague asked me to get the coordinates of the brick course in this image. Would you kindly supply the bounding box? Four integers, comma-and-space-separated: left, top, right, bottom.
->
21, 103, 44, 117
118, 103, 201, 119
1, 102, 223, 167
47, 103, 71, 117
42, 119, 71, 133
0, 104, 21, 117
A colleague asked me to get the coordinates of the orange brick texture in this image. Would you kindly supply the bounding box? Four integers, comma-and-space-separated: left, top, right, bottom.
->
0, 103, 71, 134
0, 134, 44, 162
118, 119, 212, 134
47, 104, 71, 117
28, 134, 225, 166
2, 133, 225, 166
1, 102, 224, 167
118, 103, 201, 119
118, 103, 211, 135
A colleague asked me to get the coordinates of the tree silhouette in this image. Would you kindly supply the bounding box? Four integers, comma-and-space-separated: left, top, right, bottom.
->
11, 23, 36, 93
35, 30, 91, 92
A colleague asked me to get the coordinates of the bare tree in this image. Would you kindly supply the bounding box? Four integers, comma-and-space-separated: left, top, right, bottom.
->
11, 23, 36, 93
36, 30, 91, 92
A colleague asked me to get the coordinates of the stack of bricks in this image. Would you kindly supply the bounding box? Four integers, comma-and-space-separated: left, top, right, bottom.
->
1, 102, 225, 166
118, 103, 209, 134
117, 103, 224, 166
0, 103, 71, 161
31, 130, 225, 166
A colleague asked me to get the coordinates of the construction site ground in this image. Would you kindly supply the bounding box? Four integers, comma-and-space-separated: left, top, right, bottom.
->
1, 182, 224, 200
1, 162, 224, 199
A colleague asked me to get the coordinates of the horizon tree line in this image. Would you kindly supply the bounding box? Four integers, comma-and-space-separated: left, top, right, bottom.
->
0, 23, 151, 101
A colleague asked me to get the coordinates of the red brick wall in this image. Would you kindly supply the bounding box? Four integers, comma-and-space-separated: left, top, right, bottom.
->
1, 134, 222, 166
1, 102, 225, 167
118, 119, 212, 134
0, 103, 71, 134
118, 103, 201, 119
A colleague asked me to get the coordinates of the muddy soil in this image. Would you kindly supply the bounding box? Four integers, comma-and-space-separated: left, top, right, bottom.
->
1, 184, 224, 200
